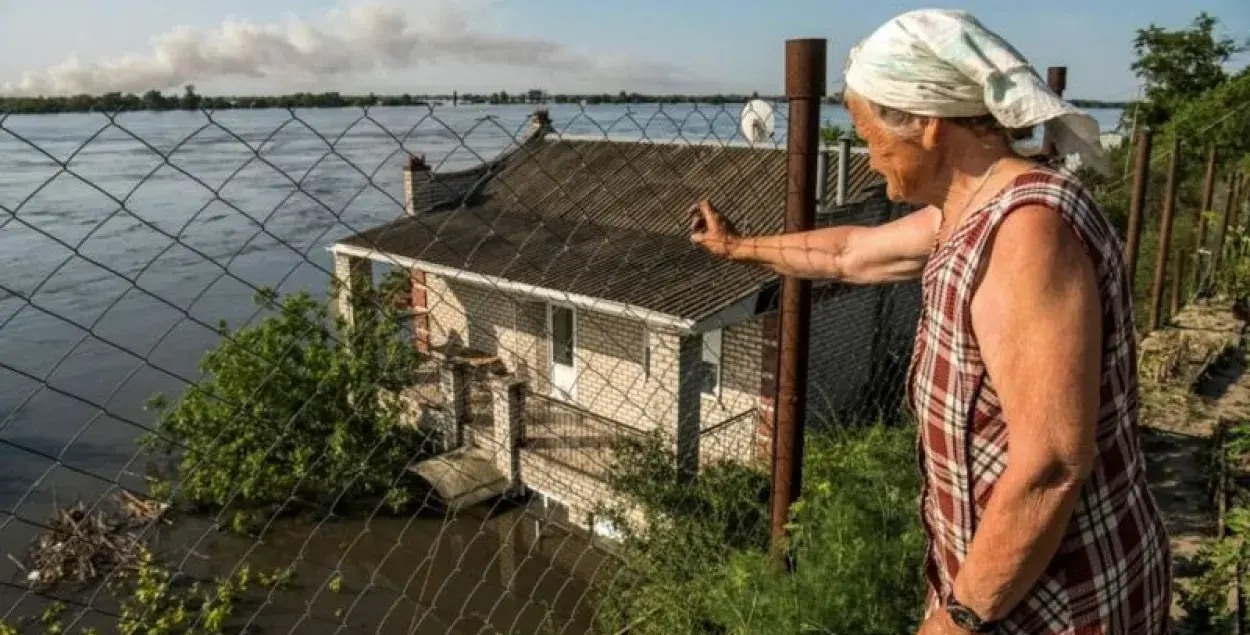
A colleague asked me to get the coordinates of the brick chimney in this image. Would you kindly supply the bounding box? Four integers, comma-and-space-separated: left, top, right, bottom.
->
403, 153, 430, 216
401, 152, 431, 350
529, 109, 552, 139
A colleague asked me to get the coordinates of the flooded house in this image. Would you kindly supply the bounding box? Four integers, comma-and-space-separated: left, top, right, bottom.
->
328, 110, 914, 536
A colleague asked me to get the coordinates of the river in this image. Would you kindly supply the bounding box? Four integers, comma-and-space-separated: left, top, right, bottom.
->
0, 102, 1123, 632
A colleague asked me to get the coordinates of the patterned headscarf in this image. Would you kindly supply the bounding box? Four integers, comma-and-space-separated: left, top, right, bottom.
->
845, 9, 1111, 175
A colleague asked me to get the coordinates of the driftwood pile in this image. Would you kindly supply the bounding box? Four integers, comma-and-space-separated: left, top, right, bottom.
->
14, 491, 170, 591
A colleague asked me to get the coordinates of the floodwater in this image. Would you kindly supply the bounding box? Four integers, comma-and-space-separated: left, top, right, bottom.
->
0, 103, 1123, 632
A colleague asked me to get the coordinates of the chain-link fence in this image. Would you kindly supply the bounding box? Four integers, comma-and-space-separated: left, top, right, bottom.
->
0, 95, 927, 634
5, 79, 1242, 634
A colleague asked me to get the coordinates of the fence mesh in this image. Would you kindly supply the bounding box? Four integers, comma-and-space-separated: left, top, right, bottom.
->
0, 100, 921, 634
2, 88, 1246, 634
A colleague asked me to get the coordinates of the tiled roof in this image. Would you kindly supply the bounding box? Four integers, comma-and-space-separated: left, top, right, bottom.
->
338, 131, 888, 322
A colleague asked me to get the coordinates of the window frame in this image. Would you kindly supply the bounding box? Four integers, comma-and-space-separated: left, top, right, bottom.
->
701, 328, 723, 398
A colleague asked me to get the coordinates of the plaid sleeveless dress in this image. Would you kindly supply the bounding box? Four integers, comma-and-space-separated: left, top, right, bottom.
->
907, 167, 1172, 634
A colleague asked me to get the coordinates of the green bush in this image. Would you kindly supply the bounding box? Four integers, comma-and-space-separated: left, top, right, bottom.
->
594, 422, 925, 635
821, 123, 866, 148
141, 271, 435, 531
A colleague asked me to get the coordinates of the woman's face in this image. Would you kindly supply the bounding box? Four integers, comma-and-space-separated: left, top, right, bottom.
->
845, 94, 936, 204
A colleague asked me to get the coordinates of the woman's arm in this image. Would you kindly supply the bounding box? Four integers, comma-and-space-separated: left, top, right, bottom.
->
688, 200, 938, 284
939, 204, 1101, 628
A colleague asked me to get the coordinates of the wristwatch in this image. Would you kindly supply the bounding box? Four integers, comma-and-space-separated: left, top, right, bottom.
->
945, 595, 1000, 633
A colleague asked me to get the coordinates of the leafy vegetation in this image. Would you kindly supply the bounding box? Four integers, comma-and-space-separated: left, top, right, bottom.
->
141, 270, 436, 533
0, 85, 436, 114
1214, 225, 1250, 302
1, 548, 249, 635
593, 422, 925, 635
1129, 12, 1246, 128
820, 122, 866, 148
0, 85, 1135, 116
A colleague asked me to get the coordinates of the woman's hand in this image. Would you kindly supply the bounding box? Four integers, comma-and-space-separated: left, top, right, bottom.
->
688, 199, 740, 259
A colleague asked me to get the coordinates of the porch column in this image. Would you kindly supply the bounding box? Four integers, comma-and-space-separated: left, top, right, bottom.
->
675, 334, 702, 483
491, 375, 526, 493
332, 250, 372, 330
757, 312, 780, 464
439, 361, 470, 447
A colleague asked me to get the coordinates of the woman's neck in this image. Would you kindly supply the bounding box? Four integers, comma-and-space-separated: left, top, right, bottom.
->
929, 143, 1020, 228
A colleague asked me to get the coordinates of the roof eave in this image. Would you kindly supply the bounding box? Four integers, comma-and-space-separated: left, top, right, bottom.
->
329, 242, 697, 334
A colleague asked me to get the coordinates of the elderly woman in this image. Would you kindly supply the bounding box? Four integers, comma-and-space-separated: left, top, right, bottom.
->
691, 9, 1171, 635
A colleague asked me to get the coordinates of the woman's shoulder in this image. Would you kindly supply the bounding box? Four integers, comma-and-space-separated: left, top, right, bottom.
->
991, 162, 1122, 263
991, 162, 1105, 223
999, 162, 1094, 202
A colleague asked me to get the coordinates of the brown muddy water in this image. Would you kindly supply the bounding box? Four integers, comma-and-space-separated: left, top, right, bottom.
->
0, 498, 613, 634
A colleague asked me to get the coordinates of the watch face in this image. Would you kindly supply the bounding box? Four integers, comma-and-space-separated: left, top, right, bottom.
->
947, 604, 981, 629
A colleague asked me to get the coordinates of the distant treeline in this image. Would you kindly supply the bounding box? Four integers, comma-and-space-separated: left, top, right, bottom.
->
0, 86, 1131, 115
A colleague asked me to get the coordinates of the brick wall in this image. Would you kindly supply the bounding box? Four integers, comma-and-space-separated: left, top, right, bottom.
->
519, 451, 645, 533
419, 274, 543, 394
423, 274, 514, 356
698, 320, 765, 466
420, 272, 770, 466
572, 311, 678, 432
410, 270, 430, 352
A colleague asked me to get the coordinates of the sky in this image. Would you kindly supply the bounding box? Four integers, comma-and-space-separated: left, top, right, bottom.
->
0, 0, 1246, 100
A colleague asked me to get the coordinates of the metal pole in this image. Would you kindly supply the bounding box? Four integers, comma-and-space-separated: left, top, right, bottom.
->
835, 138, 851, 206
1042, 67, 1067, 157
1171, 251, 1186, 318
1214, 175, 1238, 276
1233, 173, 1245, 231
771, 38, 825, 568
1193, 146, 1219, 294
1199, 146, 1219, 245
815, 150, 828, 210
1148, 135, 1182, 332
1124, 127, 1152, 292
1123, 96, 1140, 180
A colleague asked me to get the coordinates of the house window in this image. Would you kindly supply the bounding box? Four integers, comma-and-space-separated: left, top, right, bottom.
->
701, 329, 722, 397
642, 329, 652, 378
395, 308, 422, 349
551, 305, 574, 366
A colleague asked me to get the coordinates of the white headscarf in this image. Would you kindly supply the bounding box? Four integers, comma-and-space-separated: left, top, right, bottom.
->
845, 9, 1111, 176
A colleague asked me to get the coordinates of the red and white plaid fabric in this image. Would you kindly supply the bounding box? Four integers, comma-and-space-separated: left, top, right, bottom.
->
907, 167, 1172, 634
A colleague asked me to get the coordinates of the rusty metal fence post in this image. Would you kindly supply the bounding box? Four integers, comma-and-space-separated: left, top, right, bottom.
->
1199, 146, 1219, 245
1193, 146, 1219, 294
1148, 135, 1182, 332
1171, 252, 1186, 318
1042, 67, 1067, 157
1233, 172, 1245, 231
771, 38, 825, 568
1214, 174, 1238, 278
1124, 127, 1153, 292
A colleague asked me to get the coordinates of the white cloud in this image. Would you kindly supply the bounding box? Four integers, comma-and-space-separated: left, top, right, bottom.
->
2, 0, 694, 96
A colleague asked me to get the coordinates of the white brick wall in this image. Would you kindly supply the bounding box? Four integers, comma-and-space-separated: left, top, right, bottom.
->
695, 320, 764, 467
571, 311, 679, 432
419, 272, 767, 467
520, 451, 646, 533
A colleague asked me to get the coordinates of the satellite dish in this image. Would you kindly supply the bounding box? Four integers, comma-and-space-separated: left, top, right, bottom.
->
740, 99, 776, 144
